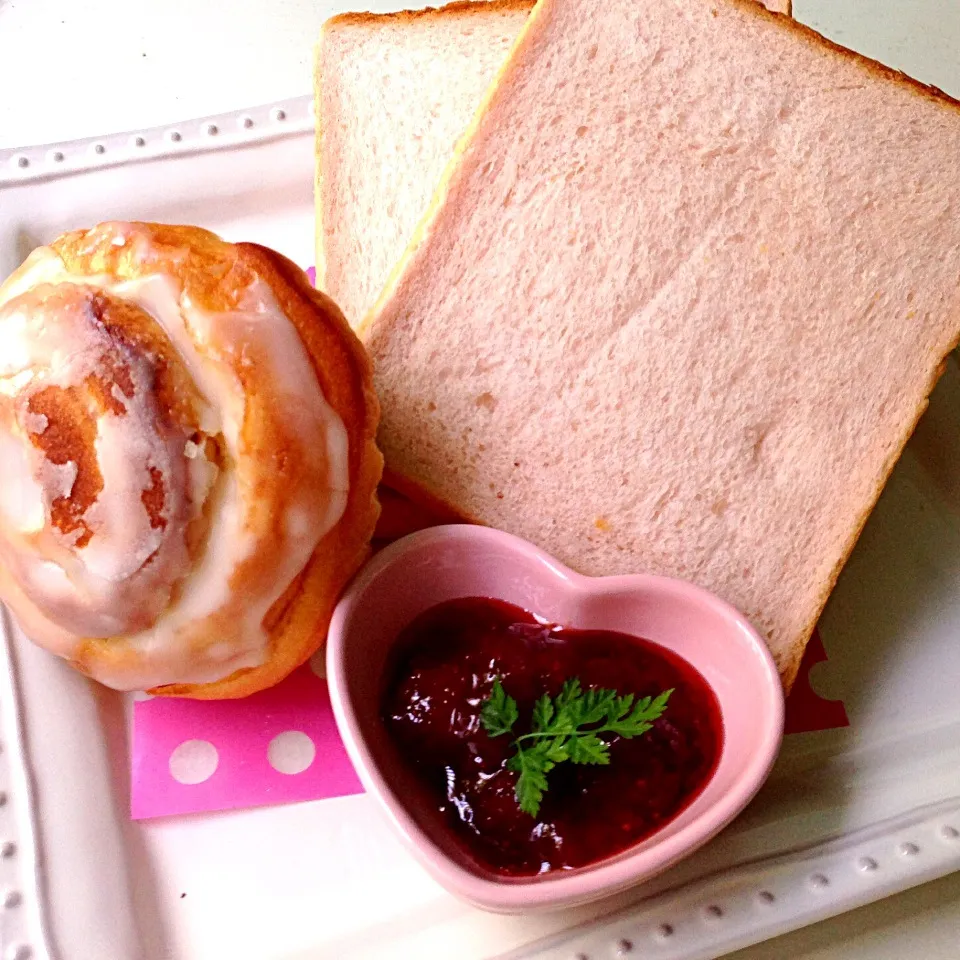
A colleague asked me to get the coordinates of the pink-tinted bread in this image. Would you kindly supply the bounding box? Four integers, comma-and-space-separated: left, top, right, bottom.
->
316, 0, 534, 327
361, 0, 960, 690
315, 0, 790, 327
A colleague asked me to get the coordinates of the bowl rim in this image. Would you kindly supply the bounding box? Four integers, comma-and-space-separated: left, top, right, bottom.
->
327, 524, 785, 912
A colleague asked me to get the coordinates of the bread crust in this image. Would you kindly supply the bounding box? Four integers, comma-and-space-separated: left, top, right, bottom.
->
325, 0, 535, 32
729, 0, 959, 109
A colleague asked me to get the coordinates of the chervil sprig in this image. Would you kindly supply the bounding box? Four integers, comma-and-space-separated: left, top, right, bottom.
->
481, 677, 672, 816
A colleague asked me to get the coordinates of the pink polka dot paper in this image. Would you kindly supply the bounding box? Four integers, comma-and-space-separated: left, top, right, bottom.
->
131, 661, 363, 819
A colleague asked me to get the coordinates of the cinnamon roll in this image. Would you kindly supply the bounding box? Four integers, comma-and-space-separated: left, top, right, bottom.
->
0, 222, 382, 698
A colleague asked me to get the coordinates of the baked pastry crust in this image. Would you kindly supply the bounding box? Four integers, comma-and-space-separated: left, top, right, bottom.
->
0, 222, 382, 698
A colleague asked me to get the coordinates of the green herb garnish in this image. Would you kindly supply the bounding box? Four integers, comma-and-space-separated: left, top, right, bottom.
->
480, 677, 673, 817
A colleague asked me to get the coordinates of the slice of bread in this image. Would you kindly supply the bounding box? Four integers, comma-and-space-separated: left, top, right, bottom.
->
360, 0, 960, 690
316, 0, 791, 327
316, 0, 534, 327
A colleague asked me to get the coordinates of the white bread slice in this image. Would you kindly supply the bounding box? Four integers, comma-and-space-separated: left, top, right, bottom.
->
316, 1, 534, 327
361, 0, 960, 690
316, 0, 793, 326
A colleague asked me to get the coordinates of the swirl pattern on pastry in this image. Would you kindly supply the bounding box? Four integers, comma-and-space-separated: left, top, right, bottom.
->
0, 222, 382, 697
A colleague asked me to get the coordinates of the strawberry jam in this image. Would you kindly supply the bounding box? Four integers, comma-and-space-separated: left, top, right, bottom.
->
382, 597, 722, 877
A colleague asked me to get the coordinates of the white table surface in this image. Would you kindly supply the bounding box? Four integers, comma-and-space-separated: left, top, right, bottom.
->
1, 0, 959, 957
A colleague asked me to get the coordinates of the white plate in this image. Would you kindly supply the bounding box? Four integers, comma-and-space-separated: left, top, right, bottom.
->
2, 35, 960, 960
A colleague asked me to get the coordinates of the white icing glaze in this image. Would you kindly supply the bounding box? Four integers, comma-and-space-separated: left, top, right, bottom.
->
0, 224, 351, 690
0, 281, 191, 644
81, 412, 169, 582
0, 430, 46, 533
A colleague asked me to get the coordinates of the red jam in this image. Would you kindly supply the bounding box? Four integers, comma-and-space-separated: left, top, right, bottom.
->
382, 597, 722, 877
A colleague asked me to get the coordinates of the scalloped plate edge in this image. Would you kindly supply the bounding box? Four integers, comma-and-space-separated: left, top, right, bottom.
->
0, 95, 314, 187
511, 796, 960, 959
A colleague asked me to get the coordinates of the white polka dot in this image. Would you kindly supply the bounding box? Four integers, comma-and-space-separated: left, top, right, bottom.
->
309, 649, 326, 679
267, 731, 315, 775
169, 740, 219, 784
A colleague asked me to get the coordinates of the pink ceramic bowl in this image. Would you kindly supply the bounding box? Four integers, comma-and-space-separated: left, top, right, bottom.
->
326, 524, 784, 913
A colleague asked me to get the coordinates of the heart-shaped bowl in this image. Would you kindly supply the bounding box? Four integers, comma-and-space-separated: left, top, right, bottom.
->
327, 524, 784, 913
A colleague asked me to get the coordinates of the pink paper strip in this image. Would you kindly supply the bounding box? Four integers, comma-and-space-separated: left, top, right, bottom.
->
783, 628, 850, 735
131, 664, 362, 819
